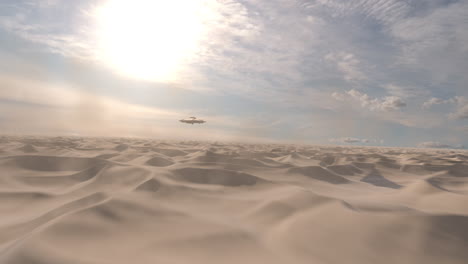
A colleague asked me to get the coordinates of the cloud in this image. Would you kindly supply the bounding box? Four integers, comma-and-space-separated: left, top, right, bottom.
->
385, 84, 427, 99
342, 137, 362, 143
0, 0, 260, 87
422, 97, 447, 109
390, 1, 468, 85
325, 52, 366, 82
329, 137, 382, 144
331, 91, 347, 101
423, 96, 468, 119
0, 8, 95, 60
333, 89, 406, 111
450, 96, 468, 120
418, 141, 464, 149
306, 0, 410, 26
457, 126, 468, 133
0, 0, 466, 147
452, 105, 468, 120
331, 88, 452, 129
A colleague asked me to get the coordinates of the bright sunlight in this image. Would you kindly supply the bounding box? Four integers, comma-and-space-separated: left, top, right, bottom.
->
94, 0, 208, 82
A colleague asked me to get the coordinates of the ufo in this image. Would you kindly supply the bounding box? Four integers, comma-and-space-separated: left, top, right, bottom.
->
179, 116, 206, 125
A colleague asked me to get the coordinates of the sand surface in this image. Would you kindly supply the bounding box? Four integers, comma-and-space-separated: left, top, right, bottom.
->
0, 136, 467, 264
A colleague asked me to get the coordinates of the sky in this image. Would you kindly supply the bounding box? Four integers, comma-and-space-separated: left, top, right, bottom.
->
0, 0, 467, 148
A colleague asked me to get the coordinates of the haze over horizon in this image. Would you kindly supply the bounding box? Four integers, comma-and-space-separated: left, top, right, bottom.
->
1, 0, 467, 148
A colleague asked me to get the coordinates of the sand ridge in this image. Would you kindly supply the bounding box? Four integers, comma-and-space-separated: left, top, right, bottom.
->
0, 136, 467, 264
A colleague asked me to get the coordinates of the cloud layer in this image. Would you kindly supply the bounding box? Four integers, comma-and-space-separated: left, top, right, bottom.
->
333, 89, 406, 112
418, 141, 465, 150
329, 137, 383, 144
0, 0, 466, 147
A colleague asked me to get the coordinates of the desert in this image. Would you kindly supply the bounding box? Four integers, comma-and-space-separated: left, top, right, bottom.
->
0, 136, 467, 264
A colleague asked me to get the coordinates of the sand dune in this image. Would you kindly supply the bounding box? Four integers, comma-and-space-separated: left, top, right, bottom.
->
0, 136, 467, 264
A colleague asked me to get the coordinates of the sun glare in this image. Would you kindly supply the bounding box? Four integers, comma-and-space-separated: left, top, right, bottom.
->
94, 0, 206, 82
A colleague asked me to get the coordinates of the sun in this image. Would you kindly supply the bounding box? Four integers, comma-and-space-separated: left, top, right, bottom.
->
94, 0, 206, 82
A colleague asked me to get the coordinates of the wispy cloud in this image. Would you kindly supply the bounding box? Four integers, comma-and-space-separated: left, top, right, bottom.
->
423, 96, 468, 120
0, 0, 467, 146
325, 52, 366, 82
329, 137, 383, 144
450, 96, 468, 120
306, 0, 410, 26
385, 84, 427, 99
418, 141, 465, 150
333, 89, 406, 111
422, 97, 449, 109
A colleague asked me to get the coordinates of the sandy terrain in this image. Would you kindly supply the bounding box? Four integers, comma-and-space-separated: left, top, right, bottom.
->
0, 136, 467, 264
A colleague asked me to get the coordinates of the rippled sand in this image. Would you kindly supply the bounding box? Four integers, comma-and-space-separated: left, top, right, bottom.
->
0, 136, 467, 264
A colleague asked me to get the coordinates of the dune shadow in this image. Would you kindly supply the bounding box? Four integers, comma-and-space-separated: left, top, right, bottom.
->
145, 157, 174, 167
135, 178, 161, 192
171, 168, 261, 187
2, 155, 108, 172
361, 169, 402, 189
288, 166, 350, 184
